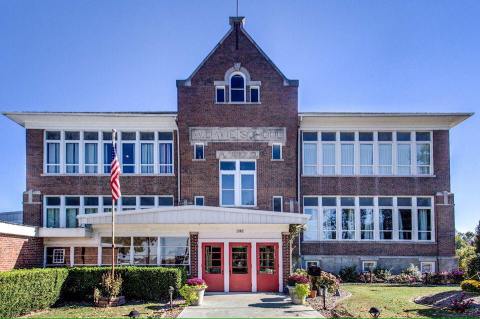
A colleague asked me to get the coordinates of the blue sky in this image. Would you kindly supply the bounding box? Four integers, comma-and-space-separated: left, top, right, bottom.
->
0, 0, 478, 231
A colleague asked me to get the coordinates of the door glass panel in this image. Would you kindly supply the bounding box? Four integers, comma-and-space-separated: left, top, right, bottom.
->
231, 246, 248, 274
205, 246, 222, 274
259, 245, 275, 274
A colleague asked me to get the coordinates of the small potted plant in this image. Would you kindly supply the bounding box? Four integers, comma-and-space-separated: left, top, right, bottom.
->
94, 272, 125, 307
287, 272, 310, 304
179, 278, 208, 306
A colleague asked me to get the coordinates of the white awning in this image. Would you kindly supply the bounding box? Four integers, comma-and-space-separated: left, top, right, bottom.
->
77, 205, 309, 225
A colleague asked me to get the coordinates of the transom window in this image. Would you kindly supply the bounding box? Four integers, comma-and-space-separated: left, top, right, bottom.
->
302, 131, 432, 176
303, 196, 434, 242
220, 160, 256, 207
44, 130, 174, 175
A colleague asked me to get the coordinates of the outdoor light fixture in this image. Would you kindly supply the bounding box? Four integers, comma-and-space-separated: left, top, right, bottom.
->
320, 285, 327, 310
128, 310, 140, 318
169, 286, 175, 309
369, 307, 381, 318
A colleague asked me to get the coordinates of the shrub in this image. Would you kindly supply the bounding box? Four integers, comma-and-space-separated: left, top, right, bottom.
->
0, 268, 69, 318
180, 277, 207, 305
94, 271, 123, 300
293, 268, 308, 276
449, 293, 474, 313
339, 265, 358, 282
388, 273, 420, 284
311, 271, 339, 293
287, 273, 310, 286
402, 264, 422, 280
294, 283, 310, 298
467, 254, 480, 277
373, 267, 391, 281
63, 266, 186, 301
461, 279, 480, 294
186, 278, 206, 286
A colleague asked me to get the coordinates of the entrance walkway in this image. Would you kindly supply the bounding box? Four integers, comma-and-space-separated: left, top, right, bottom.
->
178, 293, 322, 318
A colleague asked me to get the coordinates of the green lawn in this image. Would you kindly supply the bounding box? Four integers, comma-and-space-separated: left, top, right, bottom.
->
336, 283, 463, 318
23, 301, 183, 318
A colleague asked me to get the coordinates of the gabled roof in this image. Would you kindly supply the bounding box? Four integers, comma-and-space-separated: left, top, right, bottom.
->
77, 205, 309, 225
177, 17, 298, 87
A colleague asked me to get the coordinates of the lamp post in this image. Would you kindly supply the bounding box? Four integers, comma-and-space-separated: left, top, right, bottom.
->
168, 286, 175, 309
320, 285, 327, 310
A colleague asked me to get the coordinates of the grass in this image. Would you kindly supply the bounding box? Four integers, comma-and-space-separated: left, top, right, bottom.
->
23, 301, 184, 318
336, 283, 463, 318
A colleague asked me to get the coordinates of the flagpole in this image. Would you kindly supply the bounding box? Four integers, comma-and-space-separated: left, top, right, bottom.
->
111, 129, 116, 277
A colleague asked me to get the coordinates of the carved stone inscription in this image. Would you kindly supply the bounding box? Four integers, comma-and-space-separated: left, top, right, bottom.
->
190, 127, 286, 145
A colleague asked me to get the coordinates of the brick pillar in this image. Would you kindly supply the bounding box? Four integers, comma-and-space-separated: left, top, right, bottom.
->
435, 192, 458, 271
282, 232, 291, 289
23, 190, 42, 226
189, 232, 199, 278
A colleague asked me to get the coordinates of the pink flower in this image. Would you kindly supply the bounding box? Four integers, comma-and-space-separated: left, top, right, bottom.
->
187, 278, 206, 286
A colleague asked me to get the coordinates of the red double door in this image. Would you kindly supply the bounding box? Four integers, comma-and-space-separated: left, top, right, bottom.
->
202, 242, 278, 292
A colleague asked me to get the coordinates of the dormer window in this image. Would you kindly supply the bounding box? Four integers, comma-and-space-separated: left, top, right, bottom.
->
230, 73, 245, 102
250, 86, 260, 103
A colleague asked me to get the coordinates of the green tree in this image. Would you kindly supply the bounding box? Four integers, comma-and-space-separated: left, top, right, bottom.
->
474, 221, 480, 254
458, 245, 476, 272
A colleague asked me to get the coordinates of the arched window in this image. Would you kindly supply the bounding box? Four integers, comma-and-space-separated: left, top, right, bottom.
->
230, 73, 245, 102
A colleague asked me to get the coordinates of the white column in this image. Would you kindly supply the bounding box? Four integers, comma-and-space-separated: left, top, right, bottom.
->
97, 245, 102, 266
278, 241, 283, 292
251, 242, 257, 292
70, 246, 74, 266
224, 241, 229, 293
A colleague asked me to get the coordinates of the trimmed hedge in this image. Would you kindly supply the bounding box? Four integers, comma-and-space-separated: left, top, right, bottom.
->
62, 266, 187, 301
0, 266, 186, 317
461, 279, 480, 294
0, 268, 69, 318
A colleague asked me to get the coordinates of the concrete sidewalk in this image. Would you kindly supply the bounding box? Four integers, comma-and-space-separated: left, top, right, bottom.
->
178, 293, 322, 318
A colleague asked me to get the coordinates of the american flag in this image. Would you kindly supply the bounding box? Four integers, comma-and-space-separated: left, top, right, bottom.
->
110, 138, 121, 201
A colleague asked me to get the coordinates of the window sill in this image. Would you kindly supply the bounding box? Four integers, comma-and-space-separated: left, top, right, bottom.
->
41, 173, 176, 177
215, 102, 261, 105
301, 174, 436, 178
271, 159, 284, 162
192, 158, 206, 161
302, 240, 436, 244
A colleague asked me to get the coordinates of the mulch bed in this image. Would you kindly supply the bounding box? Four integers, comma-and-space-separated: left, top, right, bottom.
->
414, 290, 480, 317
147, 299, 185, 318
307, 289, 352, 317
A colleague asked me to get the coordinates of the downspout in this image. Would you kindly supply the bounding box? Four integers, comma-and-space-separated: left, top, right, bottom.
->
175, 119, 181, 205
297, 115, 303, 265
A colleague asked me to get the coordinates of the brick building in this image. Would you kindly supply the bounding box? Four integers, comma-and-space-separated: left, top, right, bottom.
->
2, 16, 471, 291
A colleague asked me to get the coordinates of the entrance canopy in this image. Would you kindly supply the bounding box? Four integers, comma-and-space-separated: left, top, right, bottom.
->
77, 205, 309, 225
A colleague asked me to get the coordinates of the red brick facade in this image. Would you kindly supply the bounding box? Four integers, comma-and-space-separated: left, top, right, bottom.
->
189, 232, 199, 278
0, 233, 43, 271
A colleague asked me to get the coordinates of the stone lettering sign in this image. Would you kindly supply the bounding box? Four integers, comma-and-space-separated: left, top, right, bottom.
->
189, 127, 286, 145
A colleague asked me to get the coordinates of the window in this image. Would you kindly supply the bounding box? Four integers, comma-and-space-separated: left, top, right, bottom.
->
101, 237, 131, 265
302, 130, 432, 176
220, 160, 256, 207
417, 197, 432, 241
250, 86, 260, 103
306, 260, 320, 269
122, 196, 137, 211
379, 197, 393, 240
194, 143, 204, 160
341, 197, 355, 239
140, 132, 154, 174
52, 249, 65, 264
159, 237, 190, 271
103, 133, 113, 174
215, 86, 225, 103
359, 133, 374, 175
65, 196, 80, 228
195, 196, 205, 206
272, 144, 282, 160
140, 196, 155, 209
230, 73, 245, 102
159, 132, 174, 174
398, 197, 413, 240
45, 197, 60, 228
65, 131, 80, 173
158, 196, 174, 206
102, 196, 112, 212
420, 261, 435, 273
360, 197, 374, 240
322, 197, 337, 240
45, 131, 60, 173
272, 196, 283, 212
133, 237, 157, 265
84, 132, 98, 174
362, 261, 377, 272
84, 196, 99, 214
121, 132, 136, 173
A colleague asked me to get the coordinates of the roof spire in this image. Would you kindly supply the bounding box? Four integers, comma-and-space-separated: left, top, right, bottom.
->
236, 0, 239, 17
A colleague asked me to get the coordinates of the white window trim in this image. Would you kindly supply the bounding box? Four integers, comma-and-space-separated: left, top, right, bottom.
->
250, 85, 260, 103
362, 260, 377, 272
44, 130, 175, 176
52, 248, 65, 264
302, 195, 435, 243
272, 196, 283, 212
193, 143, 205, 160
219, 160, 257, 208
271, 143, 283, 161
194, 196, 205, 206
420, 261, 436, 273
301, 130, 433, 177
215, 85, 226, 103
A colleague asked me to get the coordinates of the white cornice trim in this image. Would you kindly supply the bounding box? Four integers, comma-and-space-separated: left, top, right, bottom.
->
0, 222, 37, 237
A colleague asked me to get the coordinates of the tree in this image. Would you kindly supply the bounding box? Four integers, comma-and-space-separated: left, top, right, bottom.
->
475, 221, 480, 254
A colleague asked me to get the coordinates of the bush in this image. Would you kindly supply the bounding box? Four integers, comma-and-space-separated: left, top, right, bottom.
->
467, 254, 480, 277
63, 266, 186, 301
402, 264, 422, 280
461, 279, 480, 294
311, 271, 339, 293
287, 273, 309, 286
339, 265, 358, 282
373, 267, 392, 281
0, 268, 69, 318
